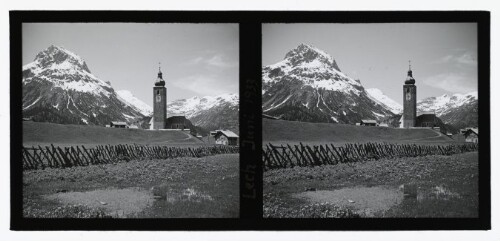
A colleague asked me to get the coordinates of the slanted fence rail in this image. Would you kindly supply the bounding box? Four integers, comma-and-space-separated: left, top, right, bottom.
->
22, 144, 239, 171
263, 142, 478, 171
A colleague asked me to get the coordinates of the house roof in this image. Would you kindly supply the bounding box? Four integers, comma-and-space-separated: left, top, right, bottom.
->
217, 130, 239, 138
468, 128, 479, 135
361, 119, 377, 124
111, 121, 127, 125
417, 111, 436, 116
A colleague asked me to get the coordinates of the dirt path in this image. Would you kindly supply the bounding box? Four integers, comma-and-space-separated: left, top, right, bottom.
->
407, 129, 445, 141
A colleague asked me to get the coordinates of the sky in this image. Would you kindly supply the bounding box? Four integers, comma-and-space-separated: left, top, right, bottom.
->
23, 23, 239, 105
263, 23, 478, 105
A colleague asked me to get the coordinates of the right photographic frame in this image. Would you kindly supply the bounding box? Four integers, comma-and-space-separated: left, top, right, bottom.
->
262, 22, 486, 219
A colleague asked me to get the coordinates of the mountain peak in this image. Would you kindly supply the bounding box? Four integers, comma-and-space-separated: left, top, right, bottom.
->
34, 45, 91, 73
284, 44, 341, 72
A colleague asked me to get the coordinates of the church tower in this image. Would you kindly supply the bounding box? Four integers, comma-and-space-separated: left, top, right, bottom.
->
402, 61, 417, 128
153, 64, 167, 130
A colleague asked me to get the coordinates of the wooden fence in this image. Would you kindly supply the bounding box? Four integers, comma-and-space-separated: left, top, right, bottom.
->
263, 142, 479, 170
22, 144, 239, 171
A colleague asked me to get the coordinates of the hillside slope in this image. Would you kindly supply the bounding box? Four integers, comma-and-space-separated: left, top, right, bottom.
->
263, 119, 454, 145
23, 121, 204, 147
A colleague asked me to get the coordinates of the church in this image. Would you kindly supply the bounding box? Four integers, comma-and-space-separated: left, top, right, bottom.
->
399, 62, 439, 129
151, 65, 196, 132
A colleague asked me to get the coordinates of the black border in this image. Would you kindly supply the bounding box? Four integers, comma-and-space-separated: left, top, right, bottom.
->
10, 11, 490, 230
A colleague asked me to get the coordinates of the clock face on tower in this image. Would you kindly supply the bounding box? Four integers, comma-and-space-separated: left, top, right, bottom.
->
156, 95, 161, 102
406, 92, 411, 101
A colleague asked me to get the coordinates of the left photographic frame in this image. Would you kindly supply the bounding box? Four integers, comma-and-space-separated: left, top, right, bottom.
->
11, 12, 243, 229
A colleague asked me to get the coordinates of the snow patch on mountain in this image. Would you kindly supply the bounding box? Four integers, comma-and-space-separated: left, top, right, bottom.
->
23, 96, 42, 110
366, 88, 403, 114
116, 90, 153, 116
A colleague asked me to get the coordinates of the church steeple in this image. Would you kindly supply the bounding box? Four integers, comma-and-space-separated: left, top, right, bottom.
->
405, 60, 415, 85
402, 60, 417, 128
155, 62, 165, 86
153, 62, 167, 129
158, 62, 163, 79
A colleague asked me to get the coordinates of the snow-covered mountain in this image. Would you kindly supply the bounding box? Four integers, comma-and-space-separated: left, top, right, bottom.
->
366, 88, 403, 114
418, 91, 477, 116
116, 90, 153, 116
262, 44, 396, 123
168, 93, 239, 133
418, 91, 478, 129
22, 45, 144, 125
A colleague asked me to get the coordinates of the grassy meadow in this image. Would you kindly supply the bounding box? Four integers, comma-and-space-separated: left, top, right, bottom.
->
263, 118, 455, 146
263, 118, 477, 218
21, 122, 239, 218
23, 121, 205, 147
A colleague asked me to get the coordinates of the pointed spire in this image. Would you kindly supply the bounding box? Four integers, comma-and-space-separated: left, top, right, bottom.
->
157, 62, 163, 80
405, 60, 415, 85
407, 60, 413, 77
155, 62, 165, 86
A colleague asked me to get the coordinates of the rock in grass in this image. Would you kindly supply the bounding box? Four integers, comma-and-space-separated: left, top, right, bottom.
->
151, 184, 170, 200
403, 183, 418, 199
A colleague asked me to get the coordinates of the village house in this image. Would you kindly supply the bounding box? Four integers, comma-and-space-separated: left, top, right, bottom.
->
214, 130, 239, 146
360, 119, 378, 126
464, 128, 479, 143
109, 121, 128, 128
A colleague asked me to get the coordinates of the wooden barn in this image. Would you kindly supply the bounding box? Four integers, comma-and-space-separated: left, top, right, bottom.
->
214, 130, 239, 146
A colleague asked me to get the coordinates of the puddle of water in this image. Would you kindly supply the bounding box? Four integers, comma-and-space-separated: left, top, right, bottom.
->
295, 186, 403, 217
45, 186, 215, 218
45, 187, 154, 217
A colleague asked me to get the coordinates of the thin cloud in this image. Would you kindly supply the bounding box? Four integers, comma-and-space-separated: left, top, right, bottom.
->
456, 52, 477, 65
423, 72, 477, 93
171, 74, 238, 96
434, 51, 477, 66
186, 54, 237, 69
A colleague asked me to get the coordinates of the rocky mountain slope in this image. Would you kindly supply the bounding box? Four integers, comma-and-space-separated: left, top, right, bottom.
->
22, 45, 144, 125
262, 44, 396, 123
